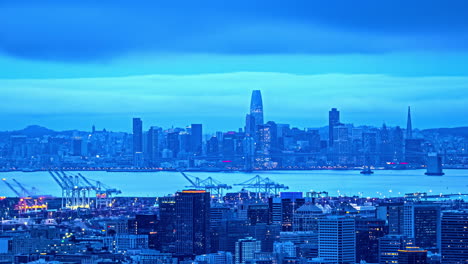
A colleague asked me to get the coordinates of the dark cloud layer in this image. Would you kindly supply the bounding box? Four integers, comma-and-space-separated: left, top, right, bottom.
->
1, 0, 468, 62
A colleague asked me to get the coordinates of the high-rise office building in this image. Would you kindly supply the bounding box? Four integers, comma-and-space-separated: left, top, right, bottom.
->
235, 237, 262, 264
72, 137, 83, 156
247, 204, 270, 225
214, 219, 251, 254
190, 124, 203, 155
175, 190, 211, 257
133, 118, 143, 154
146, 126, 161, 165
167, 132, 180, 158
379, 235, 414, 264
404, 203, 441, 252
329, 108, 340, 147
178, 132, 191, 153
441, 210, 468, 264
406, 106, 413, 139
256, 121, 277, 155
392, 126, 405, 162
280, 196, 306, 232
398, 248, 427, 264
377, 202, 405, 235
363, 132, 378, 165
206, 136, 219, 156
318, 217, 355, 264
245, 114, 256, 137
380, 123, 393, 163
269, 197, 282, 225
248, 223, 281, 252
157, 196, 176, 253
250, 90, 264, 127
355, 217, 387, 263
293, 204, 324, 232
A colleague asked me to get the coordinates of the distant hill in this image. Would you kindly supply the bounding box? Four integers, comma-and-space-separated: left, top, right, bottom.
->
421, 127, 468, 138
11, 125, 57, 138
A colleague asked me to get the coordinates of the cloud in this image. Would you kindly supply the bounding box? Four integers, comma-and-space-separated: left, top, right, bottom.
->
1, 0, 467, 62
0, 72, 466, 131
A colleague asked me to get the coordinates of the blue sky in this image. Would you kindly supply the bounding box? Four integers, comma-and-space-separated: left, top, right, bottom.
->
1, 0, 467, 132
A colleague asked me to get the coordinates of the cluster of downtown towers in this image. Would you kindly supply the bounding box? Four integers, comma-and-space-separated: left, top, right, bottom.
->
144, 189, 466, 263
131, 90, 424, 170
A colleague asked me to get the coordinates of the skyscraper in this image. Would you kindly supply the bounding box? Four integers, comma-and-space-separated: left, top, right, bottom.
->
157, 196, 176, 253
146, 126, 160, 165
167, 132, 180, 158
190, 124, 203, 155
441, 210, 468, 264
355, 217, 386, 263
175, 190, 211, 257
393, 126, 405, 162
404, 203, 441, 252
256, 121, 277, 155
245, 114, 255, 137
398, 248, 427, 264
377, 203, 405, 235
235, 237, 262, 264
329, 108, 340, 147
133, 118, 143, 154
72, 137, 83, 156
378, 235, 414, 264
407, 106, 413, 139
250, 90, 264, 129
380, 123, 393, 163
318, 217, 355, 264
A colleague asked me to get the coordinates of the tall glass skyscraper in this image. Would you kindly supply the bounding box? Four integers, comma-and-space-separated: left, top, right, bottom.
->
318, 217, 355, 264
132, 117, 143, 154
250, 90, 264, 128
190, 124, 203, 155
441, 210, 468, 263
175, 190, 211, 257
328, 108, 340, 147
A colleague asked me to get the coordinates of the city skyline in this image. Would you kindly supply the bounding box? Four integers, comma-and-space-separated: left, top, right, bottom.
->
0, 84, 463, 133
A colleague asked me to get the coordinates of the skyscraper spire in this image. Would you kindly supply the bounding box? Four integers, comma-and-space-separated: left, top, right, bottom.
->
406, 106, 412, 139
250, 90, 264, 127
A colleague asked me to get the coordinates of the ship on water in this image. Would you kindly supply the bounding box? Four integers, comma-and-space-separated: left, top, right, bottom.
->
360, 166, 374, 175
425, 152, 445, 176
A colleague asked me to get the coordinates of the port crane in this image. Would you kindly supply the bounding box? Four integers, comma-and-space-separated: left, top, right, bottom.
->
179, 171, 232, 200
48, 171, 121, 209
78, 173, 122, 208
234, 175, 288, 197
2, 178, 21, 197
2, 178, 47, 212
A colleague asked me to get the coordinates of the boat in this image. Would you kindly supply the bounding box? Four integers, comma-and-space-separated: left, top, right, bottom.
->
360, 167, 374, 174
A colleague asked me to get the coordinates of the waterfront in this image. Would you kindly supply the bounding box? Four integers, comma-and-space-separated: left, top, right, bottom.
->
1, 169, 467, 198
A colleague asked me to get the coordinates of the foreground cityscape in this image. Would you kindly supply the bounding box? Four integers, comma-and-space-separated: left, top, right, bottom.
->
0, 91, 466, 172
0, 169, 466, 264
